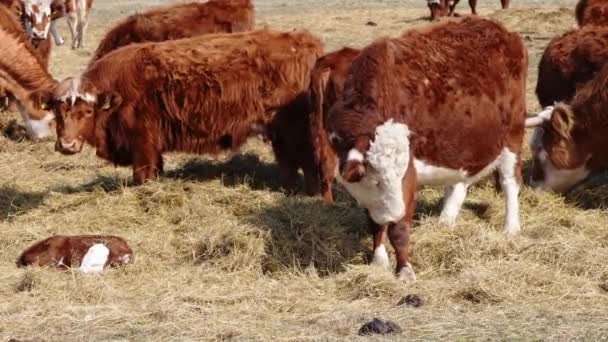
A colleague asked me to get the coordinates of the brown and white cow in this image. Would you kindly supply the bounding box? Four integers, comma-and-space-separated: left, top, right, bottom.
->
29, 29, 322, 184
526, 63, 608, 192
575, 0, 608, 27
266, 47, 360, 202
90, 0, 254, 64
427, 0, 509, 20
326, 17, 527, 281
536, 25, 608, 108
0, 4, 57, 138
17, 235, 133, 273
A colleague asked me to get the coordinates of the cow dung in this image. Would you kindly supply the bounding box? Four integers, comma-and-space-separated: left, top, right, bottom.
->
2, 120, 29, 142
365, 21, 378, 26
358, 318, 402, 336
397, 294, 424, 308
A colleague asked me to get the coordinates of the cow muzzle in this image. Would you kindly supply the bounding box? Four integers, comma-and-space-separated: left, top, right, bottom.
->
56, 138, 83, 154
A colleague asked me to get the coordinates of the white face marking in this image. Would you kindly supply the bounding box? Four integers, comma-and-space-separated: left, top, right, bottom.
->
79, 244, 110, 274
531, 149, 590, 193
371, 244, 390, 269
59, 78, 96, 105
337, 119, 411, 225
346, 148, 364, 162
24, 0, 53, 38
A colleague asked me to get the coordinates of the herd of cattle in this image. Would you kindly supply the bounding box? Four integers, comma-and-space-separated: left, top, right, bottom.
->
2, 0, 608, 280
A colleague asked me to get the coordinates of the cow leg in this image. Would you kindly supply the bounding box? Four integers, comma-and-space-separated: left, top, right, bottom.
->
278, 162, 299, 194
500, 0, 510, 9
77, 18, 88, 49
302, 162, 321, 197
50, 20, 64, 46
132, 142, 163, 185
498, 150, 521, 235
388, 220, 415, 282
67, 13, 78, 49
468, 0, 478, 14
368, 215, 389, 269
439, 182, 468, 226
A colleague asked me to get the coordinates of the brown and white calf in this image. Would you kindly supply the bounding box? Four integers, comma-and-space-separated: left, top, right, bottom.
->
427, 0, 509, 20
0, 4, 57, 138
326, 17, 527, 281
90, 0, 254, 64
17, 235, 133, 273
576, 0, 608, 27
30, 29, 321, 185
526, 63, 608, 192
536, 25, 608, 108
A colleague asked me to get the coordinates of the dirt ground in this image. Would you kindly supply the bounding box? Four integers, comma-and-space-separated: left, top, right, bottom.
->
3, 0, 608, 341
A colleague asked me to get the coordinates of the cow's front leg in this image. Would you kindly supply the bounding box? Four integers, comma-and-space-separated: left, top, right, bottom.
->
50, 20, 64, 46
367, 214, 389, 269
132, 138, 163, 185
439, 182, 468, 226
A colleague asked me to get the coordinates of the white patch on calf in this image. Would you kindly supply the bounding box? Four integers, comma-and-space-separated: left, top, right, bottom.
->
79, 244, 110, 274
59, 77, 96, 105
347, 148, 364, 162
371, 245, 390, 269
337, 119, 411, 225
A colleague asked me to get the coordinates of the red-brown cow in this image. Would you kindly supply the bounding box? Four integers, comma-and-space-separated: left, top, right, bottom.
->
427, 0, 509, 20
91, 0, 254, 63
526, 63, 608, 192
536, 25, 608, 108
576, 0, 608, 27
30, 29, 322, 185
0, 4, 57, 138
17, 235, 133, 273
326, 17, 527, 281
266, 47, 360, 202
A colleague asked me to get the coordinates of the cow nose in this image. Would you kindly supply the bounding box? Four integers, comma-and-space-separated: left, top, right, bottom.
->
32, 30, 45, 39
60, 139, 77, 150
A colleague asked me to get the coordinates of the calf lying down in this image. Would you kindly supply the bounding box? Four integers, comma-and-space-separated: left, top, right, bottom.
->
326, 17, 528, 281
17, 235, 133, 273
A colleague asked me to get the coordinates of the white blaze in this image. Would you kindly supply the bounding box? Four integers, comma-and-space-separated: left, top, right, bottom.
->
79, 244, 110, 274
337, 119, 411, 225
59, 77, 96, 105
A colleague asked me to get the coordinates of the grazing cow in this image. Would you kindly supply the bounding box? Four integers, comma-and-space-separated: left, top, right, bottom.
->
326, 17, 527, 281
30, 29, 322, 184
576, 0, 608, 27
17, 235, 133, 273
91, 0, 254, 63
0, 4, 57, 138
266, 47, 360, 202
536, 25, 608, 108
526, 63, 608, 192
427, 0, 509, 20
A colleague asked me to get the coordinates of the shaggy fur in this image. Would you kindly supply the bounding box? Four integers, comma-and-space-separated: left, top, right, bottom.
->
267, 47, 360, 203
326, 17, 527, 279
91, 0, 254, 64
536, 25, 608, 107
575, 0, 608, 27
33, 29, 322, 184
16, 235, 133, 270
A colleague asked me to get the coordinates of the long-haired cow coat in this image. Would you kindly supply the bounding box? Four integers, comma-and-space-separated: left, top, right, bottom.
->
326, 17, 528, 281
575, 0, 608, 27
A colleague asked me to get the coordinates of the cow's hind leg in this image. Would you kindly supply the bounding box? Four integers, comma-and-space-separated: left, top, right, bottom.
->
439, 182, 468, 226
67, 13, 78, 49
498, 149, 521, 235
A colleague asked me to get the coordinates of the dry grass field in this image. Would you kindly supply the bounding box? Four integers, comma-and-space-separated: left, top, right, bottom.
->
2, 0, 608, 340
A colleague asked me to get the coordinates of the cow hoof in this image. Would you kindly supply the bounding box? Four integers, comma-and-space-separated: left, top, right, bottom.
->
371, 245, 390, 269
56, 40, 64, 46
504, 224, 520, 236
397, 263, 416, 282
438, 212, 457, 227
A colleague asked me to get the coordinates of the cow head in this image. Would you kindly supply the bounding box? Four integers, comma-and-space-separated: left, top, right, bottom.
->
23, 0, 54, 40
30, 78, 122, 154
526, 104, 591, 192
329, 119, 411, 225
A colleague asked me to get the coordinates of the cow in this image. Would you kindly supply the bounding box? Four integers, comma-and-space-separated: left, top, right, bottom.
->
325, 17, 527, 281
526, 63, 608, 192
16, 235, 133, 273
29, 29, 322, 185
90, 0, 254, 64
266, 47, 360, 202
536, 25, 608, 108
0, 4, 57, 138
427, 0, 509, 20
576, 0, 608, 27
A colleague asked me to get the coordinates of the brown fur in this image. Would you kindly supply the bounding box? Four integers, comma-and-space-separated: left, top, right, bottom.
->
17, 235, 133, 270
91, 0, 254, 64
33, 29, 322, 185
536, 25, 608, 107
326, 17, 527, 276
575, 0, 608, 27
428, 0, 509, 20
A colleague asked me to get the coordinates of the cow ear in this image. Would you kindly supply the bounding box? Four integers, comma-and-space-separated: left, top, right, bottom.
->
550, 105, 575, 139
29, 90, 54, 111
97, 92, 122, 112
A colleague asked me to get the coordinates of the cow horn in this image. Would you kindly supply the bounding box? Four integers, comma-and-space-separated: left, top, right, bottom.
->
525, 105, 555, 128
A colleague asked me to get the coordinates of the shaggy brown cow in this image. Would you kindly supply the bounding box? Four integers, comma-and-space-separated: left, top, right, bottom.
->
267, 47, 360, 202
326, 17, 527, 281
536, 25, 608, 107
0, 4, 57, 138
526, 63, 608, 192
30, 29, 322, 184
91, 0, 254, 63
17, 235, 133, 272
576, 0, 608, 27
427, 0, 509, 20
